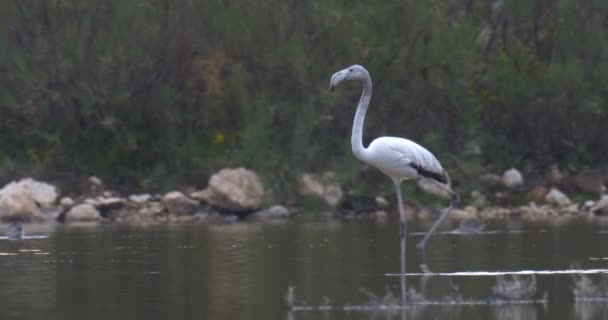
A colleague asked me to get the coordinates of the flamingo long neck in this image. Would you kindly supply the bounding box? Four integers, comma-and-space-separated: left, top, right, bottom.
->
351, 72, 372, 160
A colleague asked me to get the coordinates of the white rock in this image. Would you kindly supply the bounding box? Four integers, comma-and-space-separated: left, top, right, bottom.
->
545, 188, 571, 206
591, 195, 608, 214
375, 196, 389, 209
198, 168, 265, 211
129, 194, 152, 204
84, 198, 98, 205
450, 207, 479, 221
60, 197, 74, 207
162, 191, 199, 215
0, 187, 40, 220
190, 189, 211, 201
323, 183, 344, 207
582, 200, 595, 211
502, 168, 524, 188
88, 176, 103, 186
295, 172, 344, 207
96, 197, 126, 210
296, 173, 325, 197
65, 204, 101, 222
255, 205, 292, 219
139, 201, 165, 216
0, 178, 58, 205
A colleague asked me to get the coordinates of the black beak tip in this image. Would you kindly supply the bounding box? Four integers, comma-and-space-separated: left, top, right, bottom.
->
330, 85, 335, 92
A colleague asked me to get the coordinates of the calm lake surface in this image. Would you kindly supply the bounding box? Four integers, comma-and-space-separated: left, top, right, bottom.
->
2, 215, 608, 320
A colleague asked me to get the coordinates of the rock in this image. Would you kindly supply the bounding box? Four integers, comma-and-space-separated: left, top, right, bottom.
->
83, 198, 98, 206
527, 186, 548, 202
573, 168, 605, 194
95, 197, 125, 210
502, 168, 524, 188
95, 197, 126, 219
0, 178, 58, 206
191, 189, 213, 202
450, 206, 479, 221
88, 176, 103, 186
323, 183, 344, 207
582, 200, 595, 211
136, 201, 166, 218
197, 168, 265, 212
479, 207, 513, 219
296, 172, 344, 207
129, 194, 152, 204
544, 188, 571, 206
162, 191, 200, 216
547, 164, 563, 185
296, 173, 325, 197
375, 196, 389, 209
65, 204, 101, 222
0, 186, 40, 220
254, 205, 292, 219
60, 197, 74, 207
417, 179, 450, 198
591, 195, 608, 215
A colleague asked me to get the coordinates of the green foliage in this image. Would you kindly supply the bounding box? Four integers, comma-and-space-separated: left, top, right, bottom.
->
1, 0, 608, 197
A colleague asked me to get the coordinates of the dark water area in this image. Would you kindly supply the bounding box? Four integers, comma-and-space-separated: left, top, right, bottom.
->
2, 215, 608, 320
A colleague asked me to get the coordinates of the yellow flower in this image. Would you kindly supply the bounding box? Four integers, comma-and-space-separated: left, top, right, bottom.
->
212, 132, 225, 144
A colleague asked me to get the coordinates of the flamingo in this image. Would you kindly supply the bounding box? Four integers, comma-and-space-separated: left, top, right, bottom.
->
330, 64, 459, 306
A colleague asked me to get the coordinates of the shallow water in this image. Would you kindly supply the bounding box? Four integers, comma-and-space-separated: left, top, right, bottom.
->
1, 215, 608, 319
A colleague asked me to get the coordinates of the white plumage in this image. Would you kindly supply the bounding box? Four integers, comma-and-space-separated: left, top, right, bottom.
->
364, 136, 447, 183
330, 64, 459, 306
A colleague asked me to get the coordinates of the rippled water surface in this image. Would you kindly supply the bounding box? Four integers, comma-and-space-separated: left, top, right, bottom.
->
2, 215, 608, 320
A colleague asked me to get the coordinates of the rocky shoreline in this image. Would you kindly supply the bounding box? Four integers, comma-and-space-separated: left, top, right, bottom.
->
0, 166, 607, 227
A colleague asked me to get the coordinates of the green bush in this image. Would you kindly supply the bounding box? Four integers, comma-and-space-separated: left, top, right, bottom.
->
1, 0, 608, 198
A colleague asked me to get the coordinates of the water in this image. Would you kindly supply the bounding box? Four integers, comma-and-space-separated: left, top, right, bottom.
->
1, 215, 608, 319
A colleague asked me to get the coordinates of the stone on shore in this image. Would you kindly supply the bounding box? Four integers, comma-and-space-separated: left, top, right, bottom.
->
450, 206, 479, 221
0, 178, 58, 206
544, 188, 571, 206
60, 197, 74, 207
573, 168, 605, 194
162, 191, 200, 216
129, 194, 152, 204
0, 187, 40, 220
254, 205, 292, 219
65, 204, 101, 222
296, 172, 343, 207
591, 195, 608, 215
195, 168, 265, 212
502, 168, 524, 188
527, 186, 548, 202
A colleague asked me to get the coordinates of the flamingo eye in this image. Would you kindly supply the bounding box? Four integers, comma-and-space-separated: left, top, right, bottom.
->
349, 68, 353, 72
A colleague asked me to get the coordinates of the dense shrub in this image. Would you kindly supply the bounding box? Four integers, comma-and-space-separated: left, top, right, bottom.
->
1, 0, 607, 197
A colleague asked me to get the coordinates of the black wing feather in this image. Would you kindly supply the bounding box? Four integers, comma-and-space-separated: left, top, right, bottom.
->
410, 163, 449, 184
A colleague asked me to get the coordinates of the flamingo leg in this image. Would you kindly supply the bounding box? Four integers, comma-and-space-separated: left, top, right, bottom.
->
393, 180, 407, 307
417, 184, 459, 273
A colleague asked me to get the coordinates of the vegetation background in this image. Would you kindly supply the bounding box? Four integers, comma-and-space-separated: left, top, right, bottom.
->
2, 0, 608, 201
